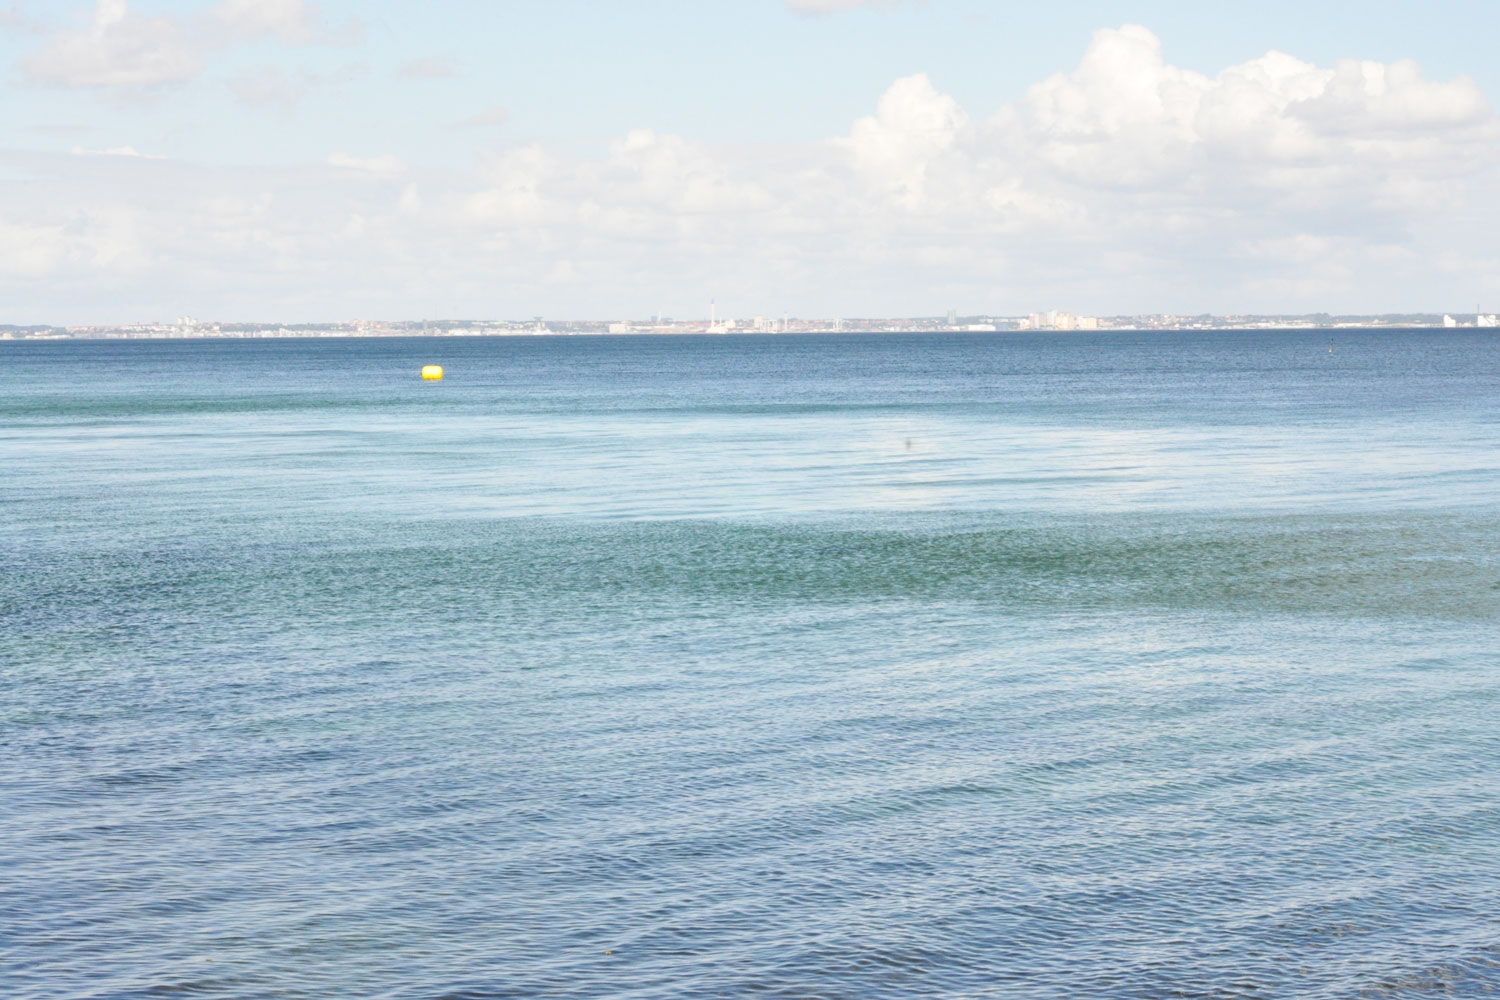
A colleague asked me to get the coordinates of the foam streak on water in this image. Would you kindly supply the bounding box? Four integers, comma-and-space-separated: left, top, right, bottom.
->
3, 332, 1500, 998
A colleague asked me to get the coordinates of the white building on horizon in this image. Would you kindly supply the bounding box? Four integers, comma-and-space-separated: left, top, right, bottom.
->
1021, 311, 1098, 331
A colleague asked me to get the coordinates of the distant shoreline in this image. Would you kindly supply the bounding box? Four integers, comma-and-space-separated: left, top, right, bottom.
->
2, 322, 1490, 342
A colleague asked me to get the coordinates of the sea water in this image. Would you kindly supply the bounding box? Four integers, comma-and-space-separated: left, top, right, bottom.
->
2, 331, 1498, 998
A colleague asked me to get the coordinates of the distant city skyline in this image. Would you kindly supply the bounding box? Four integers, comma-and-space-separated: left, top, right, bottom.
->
2, 0, 1498, 324
10, 307, 1500, 341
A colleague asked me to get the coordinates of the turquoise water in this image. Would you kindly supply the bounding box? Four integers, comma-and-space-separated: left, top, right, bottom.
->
3, 332, 1499, 998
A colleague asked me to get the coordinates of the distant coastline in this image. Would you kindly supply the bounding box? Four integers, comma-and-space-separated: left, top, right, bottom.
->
3, 312, 1496, 341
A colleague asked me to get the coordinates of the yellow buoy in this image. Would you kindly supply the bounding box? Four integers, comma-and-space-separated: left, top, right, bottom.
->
421, 365, 443, 381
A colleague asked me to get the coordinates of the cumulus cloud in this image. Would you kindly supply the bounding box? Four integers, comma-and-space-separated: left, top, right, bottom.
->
22, 0, 323, 90
327, 152, 407, 178
460, 106, 510, 128
606, 129, 775, 217
70, 144, 163, 158
22, 0, 201, 88
1015, 25, 1496, 196
399, 56, 455, 80
4, 25, 1498, 321
213, 0, 317, 43
227, 62, 362, 109
844, 72, 969, 209
411, 26, 1498, 312
0, 3, 40, 32
0, 201, 147, 283
786, 0, 892, 13
229, 66, 305, 108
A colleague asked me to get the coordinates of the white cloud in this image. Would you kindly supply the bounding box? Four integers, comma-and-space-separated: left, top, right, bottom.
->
786, 0, 892, 13
398, 56, 455, 80
23, 0, 201, 87
843, 72, 970, 209
1021, 25, 1207, 188
461, 145, 559, 228
411, 27, 1499, 312
229, 66, 305, 108
70, 144, 163, 158
4, 25, 1498, 321
0, 3, 40, 32
0, 207, 146, 280
1013, 26, 1498, 201
607, 129, 774, 218
327, 152, 407, 178
22, 0, 323, 90
461, 106, 510, 128
228, 62, 364, 109
0, 221, 70, 277
213, 0, 317, 43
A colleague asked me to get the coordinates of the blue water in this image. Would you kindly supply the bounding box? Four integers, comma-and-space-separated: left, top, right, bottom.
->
3, 332, 1499, 998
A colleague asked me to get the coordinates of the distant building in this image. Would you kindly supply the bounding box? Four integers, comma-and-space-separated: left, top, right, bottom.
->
1478, 313, 1497, 328
1020, 311, 1091, 331
1444, 314, 1458, 328
706, 299, 729, 334
947, 308, 958, 325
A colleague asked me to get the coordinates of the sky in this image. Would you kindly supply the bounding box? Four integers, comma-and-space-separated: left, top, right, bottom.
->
1, 0, 1498, 324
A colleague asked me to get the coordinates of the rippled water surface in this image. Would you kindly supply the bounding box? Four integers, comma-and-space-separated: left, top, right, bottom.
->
4, 332, 1500, 998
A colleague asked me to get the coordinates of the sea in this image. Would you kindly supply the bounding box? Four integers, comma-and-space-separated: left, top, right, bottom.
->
3, 331, 1499, 999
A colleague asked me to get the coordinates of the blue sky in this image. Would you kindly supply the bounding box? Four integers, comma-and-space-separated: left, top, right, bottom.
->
2, 0, 1498, 323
